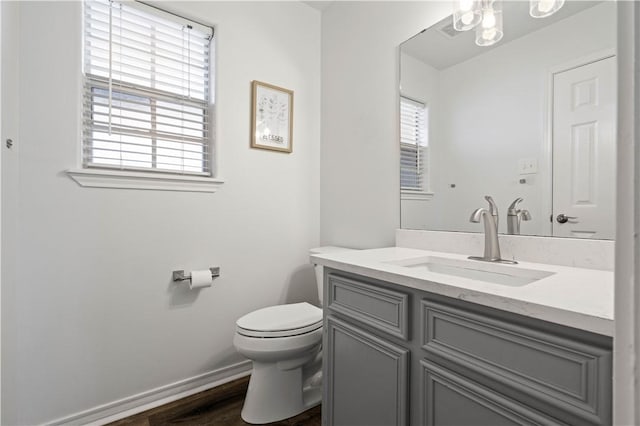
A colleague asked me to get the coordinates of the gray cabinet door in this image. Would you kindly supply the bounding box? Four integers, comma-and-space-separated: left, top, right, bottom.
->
323, 316, 410, 426
421, 360, 566, 426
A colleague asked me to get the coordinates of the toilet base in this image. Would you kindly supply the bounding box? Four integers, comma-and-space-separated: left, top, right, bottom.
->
240, 361, 322, 424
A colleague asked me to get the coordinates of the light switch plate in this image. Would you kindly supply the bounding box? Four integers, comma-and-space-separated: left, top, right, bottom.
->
518, 158, 538, 175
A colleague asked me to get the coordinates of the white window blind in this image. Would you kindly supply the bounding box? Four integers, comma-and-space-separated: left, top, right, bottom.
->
83, 0, 213, 175
400, 96, 428, 191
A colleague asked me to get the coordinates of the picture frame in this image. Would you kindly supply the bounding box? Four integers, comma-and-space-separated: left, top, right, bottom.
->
251, 80, 294, 153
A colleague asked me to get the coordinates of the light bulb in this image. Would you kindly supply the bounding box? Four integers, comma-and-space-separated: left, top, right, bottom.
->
482, 9, 496, 28
453, 0, 481, 31
475, 1, 502, 46
537, 0, 554, 13
461, 11, 474, 25
530, 0, 564, 18
482, 27, 497, 41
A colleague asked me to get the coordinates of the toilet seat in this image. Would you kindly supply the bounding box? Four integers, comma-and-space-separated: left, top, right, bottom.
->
236, 302, 322, 338
237, 321, 322, 338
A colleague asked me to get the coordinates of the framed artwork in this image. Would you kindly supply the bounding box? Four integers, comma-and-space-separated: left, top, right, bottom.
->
251, 80, 294, 153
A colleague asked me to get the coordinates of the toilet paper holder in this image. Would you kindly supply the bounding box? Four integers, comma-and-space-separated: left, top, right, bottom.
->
172, 267, 220, 282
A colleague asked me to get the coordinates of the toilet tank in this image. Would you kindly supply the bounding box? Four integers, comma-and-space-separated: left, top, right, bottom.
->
309, 246, 354, 304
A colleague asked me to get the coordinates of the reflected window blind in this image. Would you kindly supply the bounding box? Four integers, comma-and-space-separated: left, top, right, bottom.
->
83, 0, 213, 175
400, 96, 428, 191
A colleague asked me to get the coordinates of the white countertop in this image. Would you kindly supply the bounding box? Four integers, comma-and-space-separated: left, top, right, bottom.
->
311, 247, 614, 337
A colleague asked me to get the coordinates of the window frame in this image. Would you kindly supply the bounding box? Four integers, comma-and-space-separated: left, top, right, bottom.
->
400, 95, 432, 200
68, 0, 223, 192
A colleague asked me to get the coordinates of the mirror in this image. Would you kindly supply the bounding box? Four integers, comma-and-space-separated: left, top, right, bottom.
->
399, 1, 616, 239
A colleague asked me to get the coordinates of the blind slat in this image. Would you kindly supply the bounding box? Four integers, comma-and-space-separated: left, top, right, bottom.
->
85, 43, 209, 79
84, 107, 209, 130
84, 90, 207, 118
86, 64, 207, 100
85, 162, 210, 176
84, 40, 209, 74
84, 123, 207, 145
85, 29, 209, 57
85, 147, 209, 163
85, 76, 208, 107
85, 134, 210, 151
83, 106, 209, 129
85, 2, 212, 43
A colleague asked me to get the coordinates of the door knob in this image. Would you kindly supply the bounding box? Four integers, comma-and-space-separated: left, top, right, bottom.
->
556, 214, 578, 224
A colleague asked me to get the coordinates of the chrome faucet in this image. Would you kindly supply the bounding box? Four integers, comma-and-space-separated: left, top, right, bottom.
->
469, 196, 517, 264
507, 197, 532, 235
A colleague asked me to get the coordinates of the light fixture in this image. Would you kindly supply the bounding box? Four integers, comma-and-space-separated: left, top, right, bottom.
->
452, 0, 482, 31
452, 0, 564, 47
475, 1, 503, 47
530, 0, 565, 18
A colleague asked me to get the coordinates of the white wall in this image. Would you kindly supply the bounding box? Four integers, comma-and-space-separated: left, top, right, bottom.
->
1, 1, 320, 424
320, 1, 450, 248
402, 2, 615, 236
1, 1, 20, 422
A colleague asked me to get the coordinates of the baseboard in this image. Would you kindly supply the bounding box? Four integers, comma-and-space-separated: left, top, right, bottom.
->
47, 360, 252, 426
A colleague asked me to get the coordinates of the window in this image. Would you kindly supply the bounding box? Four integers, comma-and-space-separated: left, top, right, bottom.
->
82, 0, 213, 176
400, 96, 428, 194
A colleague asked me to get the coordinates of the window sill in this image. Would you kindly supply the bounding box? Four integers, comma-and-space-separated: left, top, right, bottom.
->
401, 191, 434, 201
66, 168, 225, 193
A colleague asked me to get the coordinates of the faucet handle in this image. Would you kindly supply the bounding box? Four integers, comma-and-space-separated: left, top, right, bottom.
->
469, 207, 485, 223
484, 195, 499, 229
508, 197, 524, 212
484, 195, 499, 217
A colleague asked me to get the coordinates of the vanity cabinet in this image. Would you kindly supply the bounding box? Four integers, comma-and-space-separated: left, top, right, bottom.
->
322, 270, 612, 426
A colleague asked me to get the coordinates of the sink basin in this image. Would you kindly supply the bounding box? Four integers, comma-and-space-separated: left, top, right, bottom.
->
386, 256, 554, 287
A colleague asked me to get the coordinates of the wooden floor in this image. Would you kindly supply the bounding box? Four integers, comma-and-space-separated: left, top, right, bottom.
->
108, 376, 322, 426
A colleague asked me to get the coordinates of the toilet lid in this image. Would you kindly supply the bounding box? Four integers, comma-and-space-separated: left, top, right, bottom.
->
236, 302, 322, 337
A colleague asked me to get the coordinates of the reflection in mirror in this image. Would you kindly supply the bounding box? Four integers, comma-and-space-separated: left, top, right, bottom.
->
399, 1, 616, 240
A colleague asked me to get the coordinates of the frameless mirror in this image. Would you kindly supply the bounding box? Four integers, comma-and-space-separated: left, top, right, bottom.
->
399, 1, 616, 239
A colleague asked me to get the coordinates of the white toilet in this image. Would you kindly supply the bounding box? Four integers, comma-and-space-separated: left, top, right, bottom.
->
233, 246, 350, 424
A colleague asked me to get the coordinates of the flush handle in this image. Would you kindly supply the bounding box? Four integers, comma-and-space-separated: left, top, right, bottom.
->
556, 214, 578, 224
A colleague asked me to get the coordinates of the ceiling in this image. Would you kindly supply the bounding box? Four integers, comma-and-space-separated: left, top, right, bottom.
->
401, 1, 601, 70
302, 1, 335, 12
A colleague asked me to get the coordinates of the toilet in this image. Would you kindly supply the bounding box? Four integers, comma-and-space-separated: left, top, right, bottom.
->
233, 246, 351, 424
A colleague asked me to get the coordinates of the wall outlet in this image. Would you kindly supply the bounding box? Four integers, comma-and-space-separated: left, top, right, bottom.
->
518, 158, 538, 175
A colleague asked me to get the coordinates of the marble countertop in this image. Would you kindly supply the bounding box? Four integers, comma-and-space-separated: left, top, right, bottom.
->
311, 247, 614, 337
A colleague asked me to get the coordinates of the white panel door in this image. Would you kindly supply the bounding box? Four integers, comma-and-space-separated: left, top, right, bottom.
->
552, 56, 616, 239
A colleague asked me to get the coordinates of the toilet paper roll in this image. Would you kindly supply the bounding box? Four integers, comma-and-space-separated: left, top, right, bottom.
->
189, 270, 213, 289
